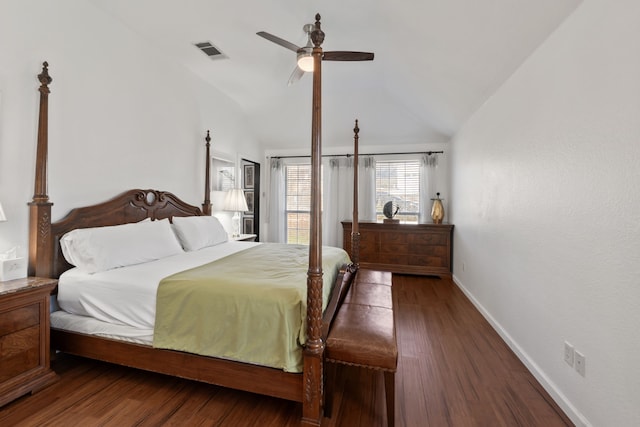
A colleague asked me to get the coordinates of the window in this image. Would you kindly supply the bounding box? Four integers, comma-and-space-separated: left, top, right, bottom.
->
375, 160, 420, 223
285, 164, 312, 244
283, 158, 424, 244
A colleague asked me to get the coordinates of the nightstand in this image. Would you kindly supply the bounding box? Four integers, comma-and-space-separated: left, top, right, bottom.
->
231, 234, 257, 242
0, 277, 58, 407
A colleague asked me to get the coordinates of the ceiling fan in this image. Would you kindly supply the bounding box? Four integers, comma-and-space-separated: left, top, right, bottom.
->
257, 18, 374, 86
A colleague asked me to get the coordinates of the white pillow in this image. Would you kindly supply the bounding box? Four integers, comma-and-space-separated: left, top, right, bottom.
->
60, 218, 183, 273
171, 215, 229, 251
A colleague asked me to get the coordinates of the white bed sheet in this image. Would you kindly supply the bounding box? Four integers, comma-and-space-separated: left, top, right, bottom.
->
56, 241, 261, 331
50, 310, 153, 344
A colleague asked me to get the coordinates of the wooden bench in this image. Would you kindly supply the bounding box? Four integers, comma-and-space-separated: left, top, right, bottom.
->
324, 269, 397, 427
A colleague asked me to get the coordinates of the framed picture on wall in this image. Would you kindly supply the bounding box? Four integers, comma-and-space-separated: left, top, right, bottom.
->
243, 216, 254, 234
244, 191, 254, 214
241, 159, 260, 242
212, 156, 235, 192
243, 164, 255, 189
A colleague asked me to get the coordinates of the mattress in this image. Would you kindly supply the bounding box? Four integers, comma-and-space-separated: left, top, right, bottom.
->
50, 310, 153, 344
55, 241, 260, 331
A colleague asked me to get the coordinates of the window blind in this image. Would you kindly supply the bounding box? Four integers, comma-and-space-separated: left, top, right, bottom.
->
285, 164, 312, 244
375, 160, 420, 222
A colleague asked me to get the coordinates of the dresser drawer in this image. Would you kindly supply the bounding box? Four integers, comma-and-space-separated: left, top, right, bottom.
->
378, 232, 405, 244
359, 238, 378, 254
408, 233, 447, 246
408, 244, 448, 257
379, 253, 408, 266
408, 254, 448, 268
378, 243, 409, 254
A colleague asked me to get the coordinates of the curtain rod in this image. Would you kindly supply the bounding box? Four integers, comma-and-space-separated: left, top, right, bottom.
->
269, 150, 443, 160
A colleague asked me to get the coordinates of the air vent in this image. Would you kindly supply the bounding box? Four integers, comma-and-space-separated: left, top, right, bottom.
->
194, 41, 226, 60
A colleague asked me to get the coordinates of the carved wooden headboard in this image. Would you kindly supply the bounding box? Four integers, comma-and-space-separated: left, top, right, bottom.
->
48, 189, 203, 278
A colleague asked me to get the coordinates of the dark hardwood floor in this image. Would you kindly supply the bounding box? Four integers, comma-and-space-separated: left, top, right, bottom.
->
0, 274, 573, 426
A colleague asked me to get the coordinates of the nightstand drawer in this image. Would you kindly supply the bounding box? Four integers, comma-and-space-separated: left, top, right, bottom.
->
0, 325, 40, 383
0, 304, 40, 335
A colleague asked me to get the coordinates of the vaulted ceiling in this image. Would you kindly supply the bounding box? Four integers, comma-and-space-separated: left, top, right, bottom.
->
88, 0, 581, 149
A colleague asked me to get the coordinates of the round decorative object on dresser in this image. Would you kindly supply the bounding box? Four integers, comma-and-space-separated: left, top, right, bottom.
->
430, 192, 445, 224
383, 201, 400, 224
383, 201, 399, 219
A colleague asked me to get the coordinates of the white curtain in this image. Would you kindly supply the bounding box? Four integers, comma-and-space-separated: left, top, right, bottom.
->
266, 158, 286, 243
358, 156, 377, 222
419, 153, 439, 223
322, 156, 376, 248
323, 157, 353, 248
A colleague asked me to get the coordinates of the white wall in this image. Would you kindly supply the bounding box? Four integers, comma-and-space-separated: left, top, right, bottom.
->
450, 1, 640, 426
0, 0, 260, 257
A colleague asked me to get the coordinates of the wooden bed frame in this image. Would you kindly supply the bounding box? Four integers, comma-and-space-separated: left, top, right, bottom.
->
27, 16, 362, 427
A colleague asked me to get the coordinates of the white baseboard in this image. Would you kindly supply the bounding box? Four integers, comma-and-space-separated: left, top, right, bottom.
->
451, 274, 591, 427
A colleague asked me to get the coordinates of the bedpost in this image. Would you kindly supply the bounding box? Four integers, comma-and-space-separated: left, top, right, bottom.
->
202, 130, 212, 215
351, 120, 360, 267
302, 13, 325, 427
28, 62, 54, 278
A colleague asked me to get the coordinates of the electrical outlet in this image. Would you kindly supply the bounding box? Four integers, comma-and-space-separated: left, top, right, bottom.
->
575, 351, 586, 377
564, 342, 574, 367
462, 262, 466, 271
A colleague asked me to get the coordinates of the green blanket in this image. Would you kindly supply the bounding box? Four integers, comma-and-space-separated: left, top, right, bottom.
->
153, 244, 350, 373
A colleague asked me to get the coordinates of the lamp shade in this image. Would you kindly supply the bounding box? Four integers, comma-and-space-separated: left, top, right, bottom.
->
0, 202, 6, 222
224, 189, 248, 212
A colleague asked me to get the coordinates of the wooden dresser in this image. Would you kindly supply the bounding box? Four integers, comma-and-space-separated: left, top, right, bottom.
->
342, 221, 454, 277
0, 277, 58, 407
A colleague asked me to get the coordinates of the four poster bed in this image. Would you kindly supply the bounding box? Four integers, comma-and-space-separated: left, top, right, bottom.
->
27, 16, 365, 427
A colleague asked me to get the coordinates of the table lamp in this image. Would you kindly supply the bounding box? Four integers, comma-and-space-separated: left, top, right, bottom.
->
224, 189, 248, 237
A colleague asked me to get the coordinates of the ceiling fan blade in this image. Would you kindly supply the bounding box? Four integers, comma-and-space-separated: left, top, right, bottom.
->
256, 31, 300, 53
323, 51, 375, 61
287, 66, 305, 86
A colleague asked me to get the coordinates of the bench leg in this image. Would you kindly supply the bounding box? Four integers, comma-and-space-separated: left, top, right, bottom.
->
324, 362, 337, 418
383, 370, 395, 427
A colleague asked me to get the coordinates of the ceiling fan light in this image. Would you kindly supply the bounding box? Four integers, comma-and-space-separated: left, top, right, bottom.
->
297, 54, 314, 72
